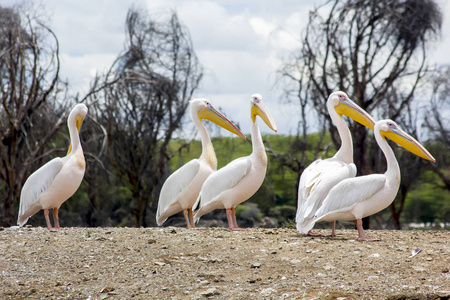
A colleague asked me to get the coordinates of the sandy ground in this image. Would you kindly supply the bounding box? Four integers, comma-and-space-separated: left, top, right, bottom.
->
0, 226, 449, 299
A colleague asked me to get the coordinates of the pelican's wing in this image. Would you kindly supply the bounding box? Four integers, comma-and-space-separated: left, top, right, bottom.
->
198, 156, 251, 208
296, 158, 356, 225
18, 157, 64, 226
297, 159, 322, 206
316, 174, 387, 219
156, 159, 200, 224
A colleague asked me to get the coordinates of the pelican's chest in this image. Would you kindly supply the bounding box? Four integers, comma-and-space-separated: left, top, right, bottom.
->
75, 151, 86, 170
67, 149, 86, 171
203, 144, 218, 170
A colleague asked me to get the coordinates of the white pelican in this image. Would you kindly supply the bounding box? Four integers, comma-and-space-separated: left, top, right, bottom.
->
302, 119, 436, 240
17, 104, 88, 229
156, 99, 246, 228
296, 91, 375, 236
193, 94, 277, 230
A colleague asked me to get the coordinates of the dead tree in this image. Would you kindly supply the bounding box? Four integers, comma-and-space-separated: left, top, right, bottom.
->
94, 9, 203, 227
279, 0, 442, 228
0, 5, 70, 226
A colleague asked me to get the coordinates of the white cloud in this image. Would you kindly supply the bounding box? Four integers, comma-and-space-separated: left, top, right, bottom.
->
249, 17, 276, 40
428, 0, 450, 65
59, 53, 117, 93
3, 0, 450, 135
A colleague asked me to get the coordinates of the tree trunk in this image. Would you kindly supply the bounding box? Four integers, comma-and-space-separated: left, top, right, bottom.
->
2, 184, 19, 226
390, 184, 408, 230
86, 180, 97, 227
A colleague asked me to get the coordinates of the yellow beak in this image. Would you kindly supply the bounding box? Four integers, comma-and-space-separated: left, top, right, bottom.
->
383, 127, 436, 162
198, 106, 247, 139
251, 102, 277, 132
76, 114, 84, 131
335, 98, 375, 129
67, 114, 86, 155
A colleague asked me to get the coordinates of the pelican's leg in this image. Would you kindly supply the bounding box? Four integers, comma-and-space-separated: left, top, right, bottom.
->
229, 208, 245, 231
183, 209, 194, 228
331, 221, 336, 236
44, 209, 53, 229
356, 219, 379, 241
226, 208, 234, 229
188, 208, 196, 229
53, 208, 61, 229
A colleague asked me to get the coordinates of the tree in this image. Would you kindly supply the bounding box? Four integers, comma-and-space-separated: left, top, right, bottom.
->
279, 0, 442, 228
422, 67, 450, 191
0, 5, 70, 226
93, 9, 203, 227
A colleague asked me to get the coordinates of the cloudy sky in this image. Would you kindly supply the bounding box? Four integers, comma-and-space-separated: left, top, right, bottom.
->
4, 0, 450, 136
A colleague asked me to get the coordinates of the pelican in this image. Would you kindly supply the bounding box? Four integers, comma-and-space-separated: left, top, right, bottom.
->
193, 94, 277, 230
302, 119, 435, 240
17, 104, 88, 229
156, 99, 246, 228
296, 91, 375, 236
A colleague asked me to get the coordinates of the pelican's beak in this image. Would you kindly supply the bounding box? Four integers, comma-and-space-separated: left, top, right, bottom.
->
198, 105, 247, 139
383, 127, 436, 162
76, 114, 85, 132
68, 114, 86, 155
251, 102, 277, 132
335, 97, 375, 130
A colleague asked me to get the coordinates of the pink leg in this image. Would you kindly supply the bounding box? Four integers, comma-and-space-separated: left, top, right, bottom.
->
53, 208, 61, 228
356, 219, 379, 241
306, 221, 338, 237
226, 208, 234, 229
331, 221, 336, 236
189, 208, 196, 228
306, 230, 322, 236
183, 209, 195, 228
44, 209, 53, 229
229, 208, 245, 231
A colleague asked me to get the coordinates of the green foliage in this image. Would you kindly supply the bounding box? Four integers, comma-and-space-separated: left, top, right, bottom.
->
18, 131, 447, 229
281, 218, 297, 229
269, 205, 297, 225
235, 202, 263, 227
403, 170, 450, 225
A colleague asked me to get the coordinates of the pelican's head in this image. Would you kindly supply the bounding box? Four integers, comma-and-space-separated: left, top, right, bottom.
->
190, 98, 246, 139
377, 119, 436, 162
72, 103, 88, 132
328, 91, 375, 130
67, 103, 88, 154
250, 94, 277, 132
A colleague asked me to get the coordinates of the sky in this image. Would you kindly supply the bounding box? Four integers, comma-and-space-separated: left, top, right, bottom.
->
4, 0, 450, 136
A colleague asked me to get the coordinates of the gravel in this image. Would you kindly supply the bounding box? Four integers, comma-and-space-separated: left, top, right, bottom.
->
0, 226, 449, 299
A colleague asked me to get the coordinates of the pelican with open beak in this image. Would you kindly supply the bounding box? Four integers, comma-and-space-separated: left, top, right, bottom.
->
193, 94, 277, 230
156, 99, 246, 228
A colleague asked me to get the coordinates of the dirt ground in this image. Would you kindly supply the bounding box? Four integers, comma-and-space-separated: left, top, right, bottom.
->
0, 226, 449, 300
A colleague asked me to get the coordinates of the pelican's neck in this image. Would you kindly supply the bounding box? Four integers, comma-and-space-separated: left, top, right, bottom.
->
251, 119, 267, 165
68, 115, 81, 154
375, 130, 400, 181
329, 104, 353, 164
194, 117, 217, 169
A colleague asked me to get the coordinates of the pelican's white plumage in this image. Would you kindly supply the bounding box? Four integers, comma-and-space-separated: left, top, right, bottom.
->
193, 94, 277, 230
302, 119, 436, 240
17, 103, 88, 229
156, 99, 246, 228
296, 91, 375, 235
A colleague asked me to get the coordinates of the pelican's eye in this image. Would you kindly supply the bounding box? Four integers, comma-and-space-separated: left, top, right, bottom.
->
387, 122, 397, 130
